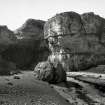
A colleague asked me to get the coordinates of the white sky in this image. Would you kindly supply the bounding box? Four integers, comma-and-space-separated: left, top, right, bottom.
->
0, 0, 105, 30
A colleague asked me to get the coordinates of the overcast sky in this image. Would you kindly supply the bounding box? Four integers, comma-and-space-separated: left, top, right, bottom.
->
0, 0, 105, 30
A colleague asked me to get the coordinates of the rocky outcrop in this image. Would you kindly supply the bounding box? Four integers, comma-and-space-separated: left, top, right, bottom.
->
0, 26, 17, 74
34, 61, 66, 83
1, 19, 49, 70
44, 12, 105, 71
0, 19, 49, 72
0, 25, 16, 52
0, 25, 16, 42
15, 19, 45, 40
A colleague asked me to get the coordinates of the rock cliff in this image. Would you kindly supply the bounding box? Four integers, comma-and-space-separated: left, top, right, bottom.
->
44, 12, 105, 71
0, 26, 16, 74
0, 25, 16, 52
0, 19, 49, 72
15, 19, 45, 40
3, 19, 49, 70
34, 61, 66, 83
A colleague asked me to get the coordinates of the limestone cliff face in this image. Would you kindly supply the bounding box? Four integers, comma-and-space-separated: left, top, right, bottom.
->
44, 12, 105, 71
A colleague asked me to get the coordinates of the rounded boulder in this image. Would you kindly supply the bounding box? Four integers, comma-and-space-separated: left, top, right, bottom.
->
34, 61, 66, 83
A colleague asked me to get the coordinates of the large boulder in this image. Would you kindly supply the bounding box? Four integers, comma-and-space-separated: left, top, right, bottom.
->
34, 61, 66, 83
44, 12, 105, 71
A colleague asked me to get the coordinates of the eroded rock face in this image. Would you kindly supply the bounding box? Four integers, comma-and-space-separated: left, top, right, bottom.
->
0, 25, 16, 52
15, 19, 45, 40
44, 12, 105, 71
0, 26, 17, 75
34, 61, 66, 83
0, 55, 16, 75
1, 19, 49, 70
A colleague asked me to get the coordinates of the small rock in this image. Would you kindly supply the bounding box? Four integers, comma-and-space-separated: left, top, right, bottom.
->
13, 75, 20, 79
7, 82, 13, 86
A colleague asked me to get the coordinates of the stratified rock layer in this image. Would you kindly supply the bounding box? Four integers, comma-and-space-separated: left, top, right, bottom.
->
44, 12, 105, 71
